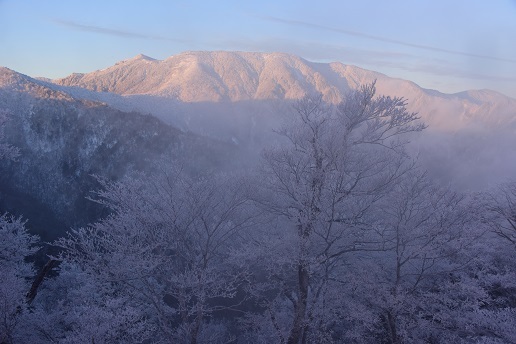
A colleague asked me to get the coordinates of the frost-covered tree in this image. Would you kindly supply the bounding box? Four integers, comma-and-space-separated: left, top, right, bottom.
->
484, 182, 516, 247
0, 110, 19, 161
341, 171, 488, 343
0, 109, 38, 343
454, 182, 516, 343
21, 262, 152, 344
56, 168, 256, 343
0, 214, 38, 344
250, 83, 425, 343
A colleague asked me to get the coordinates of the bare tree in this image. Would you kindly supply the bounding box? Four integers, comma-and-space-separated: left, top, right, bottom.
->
0, 110, 19, 161
0, 215, 38, 344
485, 182, 516, 247
253, 82, 425, 344
56, 168, 257, 343
0, 109, 34, 344
340, 170, 486, 343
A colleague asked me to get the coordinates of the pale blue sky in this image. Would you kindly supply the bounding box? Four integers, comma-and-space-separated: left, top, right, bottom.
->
1, 0, 515, 98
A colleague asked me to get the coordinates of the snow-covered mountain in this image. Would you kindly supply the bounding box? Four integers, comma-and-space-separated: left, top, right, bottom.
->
52, 51, 516, 132
0, 67, 235, 239
48, 51, 516, 190
2, 51, 516, 191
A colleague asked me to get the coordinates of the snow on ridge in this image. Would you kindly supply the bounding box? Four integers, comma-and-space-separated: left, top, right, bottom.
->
131, 53, 156, 62
25, 50, 516, 129
3, 53, 516, 191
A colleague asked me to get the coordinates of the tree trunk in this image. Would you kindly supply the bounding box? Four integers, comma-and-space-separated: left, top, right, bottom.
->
27, 259, 57, 305
190, 309, 202, 344
287, 264, 309, 344
385, 311, 400, 344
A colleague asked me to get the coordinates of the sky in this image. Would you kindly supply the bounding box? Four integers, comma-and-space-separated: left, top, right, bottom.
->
1, 0, 515, 98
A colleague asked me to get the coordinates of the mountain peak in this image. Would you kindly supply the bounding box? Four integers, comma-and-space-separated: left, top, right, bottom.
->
49, 50, 516, 122
113, 54, 157, 67
131, 54, 156, 62
0, 67, 35, 88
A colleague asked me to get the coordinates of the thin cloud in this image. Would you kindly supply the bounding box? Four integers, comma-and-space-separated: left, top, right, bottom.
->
404, 62, 516, 83
219, 37, 516, 86
219, 36, 418, 65
53, 19, 187, 43
262, 16, 516, 64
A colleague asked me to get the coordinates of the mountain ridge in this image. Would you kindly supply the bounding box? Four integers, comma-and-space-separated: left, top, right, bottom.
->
0, 66, 238, 239
47, 51, 516, 132
2, 51, 516, 191
44, 51, 516, 190
52, 51, 516, 100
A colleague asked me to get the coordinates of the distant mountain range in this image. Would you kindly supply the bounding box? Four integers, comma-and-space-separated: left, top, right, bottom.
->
1, 50, 516, 208
50, 51, 516, 132
0, 65, 235, 240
